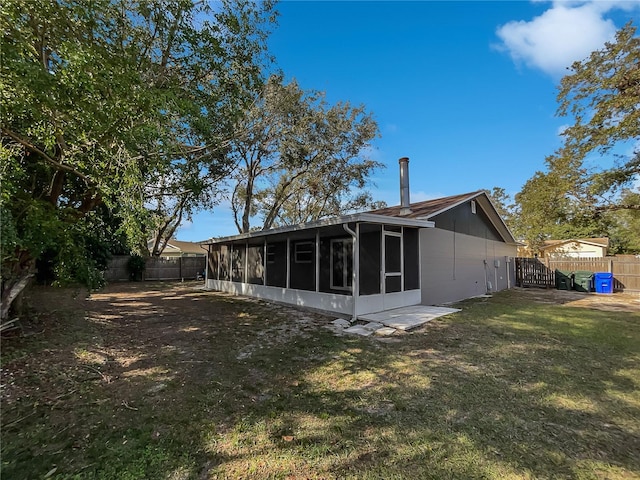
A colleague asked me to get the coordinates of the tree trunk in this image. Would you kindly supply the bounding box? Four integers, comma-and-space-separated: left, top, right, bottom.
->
1, 271, 34, 321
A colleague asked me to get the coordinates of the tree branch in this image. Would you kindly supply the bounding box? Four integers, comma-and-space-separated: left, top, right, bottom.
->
1, 128, 93, 184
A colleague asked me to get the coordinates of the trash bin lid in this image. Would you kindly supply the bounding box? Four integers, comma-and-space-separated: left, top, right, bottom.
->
594, 272, 613, 279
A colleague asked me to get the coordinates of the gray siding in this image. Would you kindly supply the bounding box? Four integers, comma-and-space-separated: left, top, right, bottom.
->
431, 201, 502, 242
420, 228, 517, 305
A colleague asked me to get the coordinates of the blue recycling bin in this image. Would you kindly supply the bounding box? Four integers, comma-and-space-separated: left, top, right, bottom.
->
594, 272, 613, 294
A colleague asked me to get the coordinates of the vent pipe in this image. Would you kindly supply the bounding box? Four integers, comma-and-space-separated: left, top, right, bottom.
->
399, 157, 411, 216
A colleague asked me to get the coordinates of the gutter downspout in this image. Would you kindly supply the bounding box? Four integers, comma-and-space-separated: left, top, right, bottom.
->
343, 223, 358, 322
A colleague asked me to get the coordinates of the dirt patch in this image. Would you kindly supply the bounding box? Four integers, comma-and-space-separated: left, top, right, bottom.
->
3, 282, 639, 479
514, 287, 640, 313
1, 281, 334, 415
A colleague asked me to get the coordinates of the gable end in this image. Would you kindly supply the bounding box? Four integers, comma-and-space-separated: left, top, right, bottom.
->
430, 200, 503, 242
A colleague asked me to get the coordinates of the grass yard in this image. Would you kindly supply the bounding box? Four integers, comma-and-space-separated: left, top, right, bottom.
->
1, 283, 639, 479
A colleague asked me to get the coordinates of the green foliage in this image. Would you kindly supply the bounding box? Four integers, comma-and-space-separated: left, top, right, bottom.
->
558, 23, 639, 165
127, 255, 146, 281
514, 23, 640, 250
229, 75, 382, 232
1, 0, 276, 312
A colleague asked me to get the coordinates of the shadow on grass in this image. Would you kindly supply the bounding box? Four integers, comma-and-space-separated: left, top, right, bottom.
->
1, 284, 639, 479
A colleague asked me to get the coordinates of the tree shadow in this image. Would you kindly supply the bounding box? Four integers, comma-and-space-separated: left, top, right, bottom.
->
2, 284, 639, 479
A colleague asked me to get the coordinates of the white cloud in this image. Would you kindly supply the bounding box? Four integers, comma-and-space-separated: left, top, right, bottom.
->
495, 1, 637, 77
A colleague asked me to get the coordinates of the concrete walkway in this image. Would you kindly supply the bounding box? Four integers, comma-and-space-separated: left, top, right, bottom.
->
358, 305, 461, 331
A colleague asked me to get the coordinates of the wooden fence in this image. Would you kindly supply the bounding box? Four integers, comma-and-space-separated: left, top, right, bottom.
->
104, 256, 206, 282
515, 256, 640, 292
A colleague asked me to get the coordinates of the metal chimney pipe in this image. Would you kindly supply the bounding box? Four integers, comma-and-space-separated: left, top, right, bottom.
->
399, 157, 411, 215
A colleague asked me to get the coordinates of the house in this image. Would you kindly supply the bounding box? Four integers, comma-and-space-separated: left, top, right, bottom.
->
203, 158, 518, 318
538, 238, 609, 258
148, 239, 208, 258
517, 238, 610, 258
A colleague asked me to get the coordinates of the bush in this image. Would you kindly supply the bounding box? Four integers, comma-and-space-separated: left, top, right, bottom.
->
127, 255, 146, 281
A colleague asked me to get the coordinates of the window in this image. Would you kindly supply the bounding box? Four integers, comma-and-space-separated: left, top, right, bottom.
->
471, 200, 477, 214
330, 239, 353, 291
266, 244, 276, 264
294, 241, 314, 264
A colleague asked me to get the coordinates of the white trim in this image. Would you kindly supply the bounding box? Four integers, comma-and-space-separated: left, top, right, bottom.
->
417, 192, 483, 220
203, 213, 434, 245
356, 290, 421, 315
206, 279, 353, 315
383, 231, 403, 294
415, 192, 518, 245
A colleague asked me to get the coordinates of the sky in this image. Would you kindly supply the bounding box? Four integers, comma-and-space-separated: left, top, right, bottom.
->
177, 0, 640, 241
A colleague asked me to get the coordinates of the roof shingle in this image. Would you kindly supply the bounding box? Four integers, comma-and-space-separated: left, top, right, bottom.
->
365, 191, 484, 219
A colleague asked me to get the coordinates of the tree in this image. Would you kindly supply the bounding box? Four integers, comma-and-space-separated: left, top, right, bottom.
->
0, 0, 275, 319
603, 189, 640, 254
228, 75, 382, 233
514, 23, 639, 250
554, 22, 639, 209
484, 187, 516, 231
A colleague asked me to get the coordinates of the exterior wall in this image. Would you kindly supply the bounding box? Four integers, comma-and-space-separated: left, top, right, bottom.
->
543, 242, 606, 258
205, 279, 353, 315
431, 200, 503, 241
420, 228, 517, 305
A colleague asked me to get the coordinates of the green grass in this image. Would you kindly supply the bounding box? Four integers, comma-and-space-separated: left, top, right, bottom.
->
1, 284, 639, 479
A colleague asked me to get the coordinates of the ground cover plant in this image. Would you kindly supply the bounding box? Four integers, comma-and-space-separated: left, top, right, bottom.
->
1, 283, 639, 479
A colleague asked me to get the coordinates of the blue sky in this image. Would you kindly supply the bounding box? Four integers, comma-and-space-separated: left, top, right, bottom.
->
178, 0, 640, 241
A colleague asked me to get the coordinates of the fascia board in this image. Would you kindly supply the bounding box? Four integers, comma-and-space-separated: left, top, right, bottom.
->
202, 214, 435, 245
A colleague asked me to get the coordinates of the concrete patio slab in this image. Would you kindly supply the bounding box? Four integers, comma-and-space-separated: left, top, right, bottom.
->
359, 305, 461, 331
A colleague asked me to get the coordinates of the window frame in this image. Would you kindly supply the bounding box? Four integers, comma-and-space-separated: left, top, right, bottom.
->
294, 241, 314, 264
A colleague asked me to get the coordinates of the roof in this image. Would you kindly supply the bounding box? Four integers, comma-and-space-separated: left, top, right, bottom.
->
366, 190, 518, 245
203, 213, 435, 245
542, 238, 610, 249
150, 239, 208, 255
365, 191, 485, 219
169, 240, 208, 254
203, 190, 518, 246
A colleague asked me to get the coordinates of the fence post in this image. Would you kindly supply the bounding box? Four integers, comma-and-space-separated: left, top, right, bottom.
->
609, 258, 613, 273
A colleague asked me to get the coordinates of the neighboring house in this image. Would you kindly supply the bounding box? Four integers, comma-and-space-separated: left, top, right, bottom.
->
149, 239, 208, 258
202, 158, 518, 318
525, 238, 610, 258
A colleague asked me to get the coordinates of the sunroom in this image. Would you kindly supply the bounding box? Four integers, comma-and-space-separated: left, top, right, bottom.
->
204, 213, 434, 318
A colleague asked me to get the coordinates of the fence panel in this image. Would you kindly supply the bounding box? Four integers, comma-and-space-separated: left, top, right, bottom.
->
104, 256, 130, 282
180, 257, 206, 279
613, 259, 640, 291
145, 257, 181, 280
515, 258, 554, 288
548, 259, 609, 273
516, 256, 640, 292
104, 256, 206, 282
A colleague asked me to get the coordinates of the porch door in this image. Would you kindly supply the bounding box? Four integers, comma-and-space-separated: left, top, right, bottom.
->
383, 232, 404, 309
